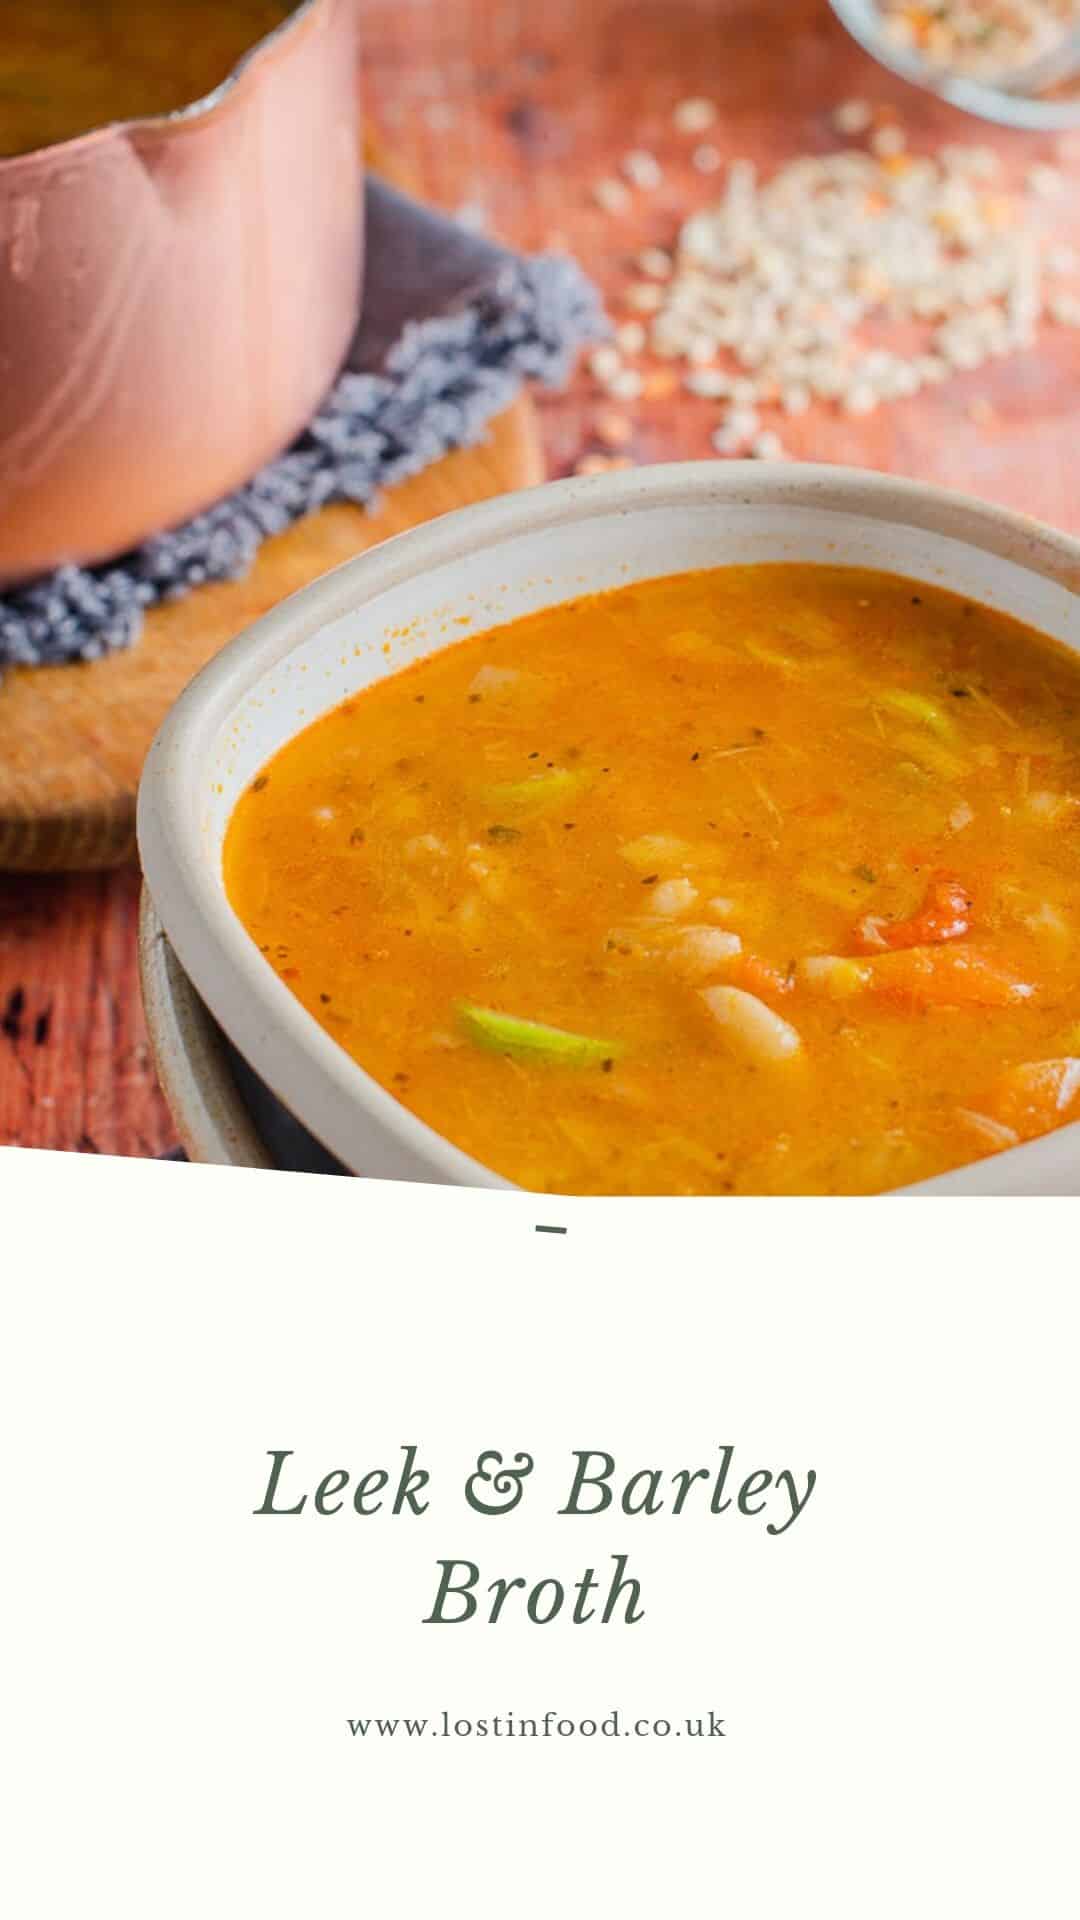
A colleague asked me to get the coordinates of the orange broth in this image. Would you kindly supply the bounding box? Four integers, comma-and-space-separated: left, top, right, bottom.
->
224, 564, 1080, 1194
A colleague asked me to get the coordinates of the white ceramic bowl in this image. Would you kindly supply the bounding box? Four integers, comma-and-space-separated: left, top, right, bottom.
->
137, 461, 1080, 1196
138, 890, 276, 1169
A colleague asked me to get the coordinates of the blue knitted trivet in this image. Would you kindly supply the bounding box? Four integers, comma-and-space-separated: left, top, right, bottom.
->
0, 179, 604, 672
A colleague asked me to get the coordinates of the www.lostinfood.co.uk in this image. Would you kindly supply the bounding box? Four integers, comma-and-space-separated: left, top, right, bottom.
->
347, 1710, 726, 1741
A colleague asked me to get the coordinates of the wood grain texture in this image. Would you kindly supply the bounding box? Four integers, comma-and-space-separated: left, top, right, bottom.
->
0, 865, 170, 1156
363, 0, 1080, 518
0, 398, 544, 872
4, 0, 1080, 1154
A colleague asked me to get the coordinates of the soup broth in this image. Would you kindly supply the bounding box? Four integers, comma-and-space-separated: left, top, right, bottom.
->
0, 1, 293, 156
225, 564, 1080, 1195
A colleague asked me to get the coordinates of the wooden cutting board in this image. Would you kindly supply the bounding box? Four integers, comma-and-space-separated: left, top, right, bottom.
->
0, 136, 545, 874
0, 399, 542, 872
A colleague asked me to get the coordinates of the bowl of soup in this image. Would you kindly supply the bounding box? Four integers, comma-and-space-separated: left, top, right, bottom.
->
0, 0, 361, 585
137, 461, 1080, 1196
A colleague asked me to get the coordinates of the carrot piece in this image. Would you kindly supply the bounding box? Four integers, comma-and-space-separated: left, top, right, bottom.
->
727, 951, 795, 999
866, 945, 1035, 1010
989, 1059, 1080, 1141
853, 872, 972, 955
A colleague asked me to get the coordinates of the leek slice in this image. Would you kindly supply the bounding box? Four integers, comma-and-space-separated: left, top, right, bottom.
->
457, 1002, 619, 1066
480, 768, 588, 812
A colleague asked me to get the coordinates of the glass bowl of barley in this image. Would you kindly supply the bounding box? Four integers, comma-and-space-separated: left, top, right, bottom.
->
830, 0, 1080, 127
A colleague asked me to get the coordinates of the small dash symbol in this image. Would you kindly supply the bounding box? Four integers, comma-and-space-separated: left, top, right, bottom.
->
535, 1224, 567, 1235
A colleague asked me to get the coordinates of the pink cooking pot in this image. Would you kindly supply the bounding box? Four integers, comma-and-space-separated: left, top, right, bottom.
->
0, 0, 363, 588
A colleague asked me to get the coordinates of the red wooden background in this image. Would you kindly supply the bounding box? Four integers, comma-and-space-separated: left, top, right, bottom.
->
2, 0, 1078, 1155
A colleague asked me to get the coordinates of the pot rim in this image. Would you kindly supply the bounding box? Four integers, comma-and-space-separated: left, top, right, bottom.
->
0, 0, 326, 172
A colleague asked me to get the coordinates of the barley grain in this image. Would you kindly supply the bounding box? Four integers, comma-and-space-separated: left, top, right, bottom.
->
674, 97, 718, 134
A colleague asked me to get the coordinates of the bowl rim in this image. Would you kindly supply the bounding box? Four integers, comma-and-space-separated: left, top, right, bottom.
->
828, 0, 1080, 129
0, 0, 329, 172
137, 458, 1080, 1196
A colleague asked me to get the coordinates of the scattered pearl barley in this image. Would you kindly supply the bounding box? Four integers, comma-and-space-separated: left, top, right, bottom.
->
731, 379, 761, 407
844, 383, 880, 415
623, 149, 663, 190
592, 177, 631, 215
594, 410, 634, 449
832, 99, 873, 136
1027, 163, 1064, 199
673, 97, 717, 134
1050, 292, 1080, 327
728, 406, 761, 438
588, 345, 622, 383
582, 104, 1073, 470
608, 368, 644, 401
615, 319, 647, 355
637, 246, 674, 280
627, 282, 665, 312
871, 123, 906, 159
685, 369, 734, 397
575, 453, 633, 476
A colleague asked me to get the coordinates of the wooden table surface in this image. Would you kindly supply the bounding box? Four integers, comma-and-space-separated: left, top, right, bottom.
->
3, 0, 1079, 1156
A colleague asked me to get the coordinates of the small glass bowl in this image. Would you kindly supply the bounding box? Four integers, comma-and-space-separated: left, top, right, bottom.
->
829, 0, 1080, 129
